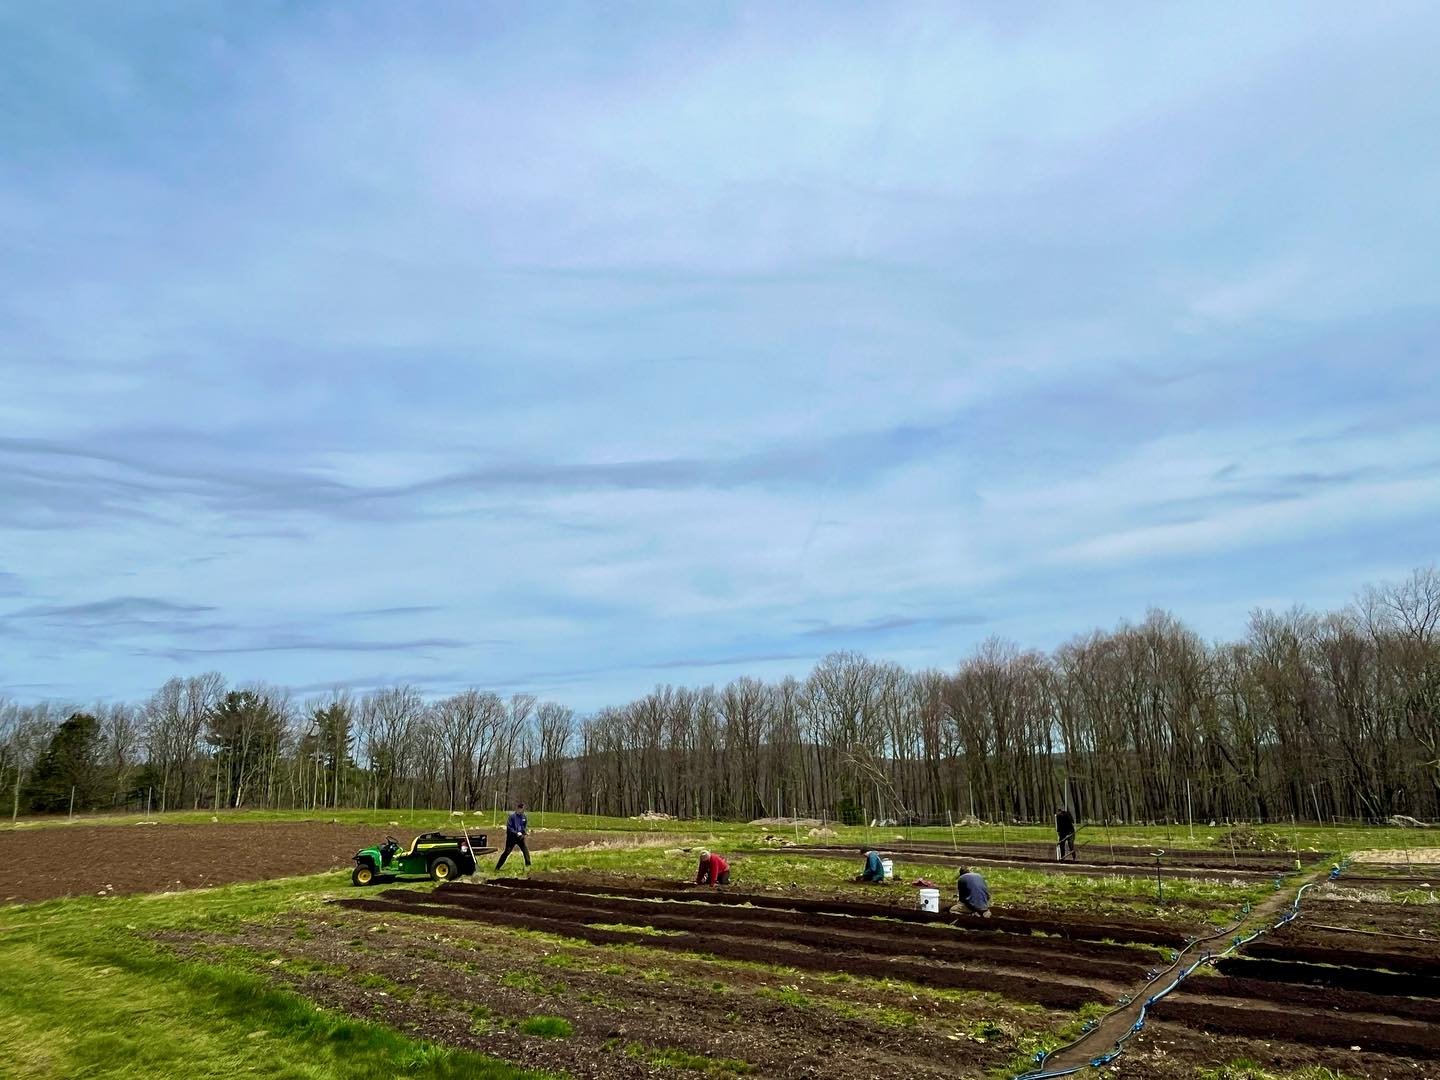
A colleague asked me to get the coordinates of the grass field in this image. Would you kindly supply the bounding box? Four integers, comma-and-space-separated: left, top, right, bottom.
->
0, 877, 549, 1080
5, 804, 1416, 856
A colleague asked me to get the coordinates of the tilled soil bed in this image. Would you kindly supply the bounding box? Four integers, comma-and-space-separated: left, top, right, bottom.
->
1141, 883, 1440, 1066
487, 876, 1194, 945
339, 888, 1119, 1008
767, 844, 1281, 880
0, 823, 619, 904
1305, 897, 1440, 935
848, 838, 1311, 872
153, 904, 1068, 1079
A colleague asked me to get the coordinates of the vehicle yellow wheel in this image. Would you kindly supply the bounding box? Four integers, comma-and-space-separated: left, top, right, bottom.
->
352, 865, 375, 886
429, 856, 459, 882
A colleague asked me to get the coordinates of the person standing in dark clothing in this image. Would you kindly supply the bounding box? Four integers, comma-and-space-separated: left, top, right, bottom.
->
495, 801, 531, 870
1055, 806, 1076, 861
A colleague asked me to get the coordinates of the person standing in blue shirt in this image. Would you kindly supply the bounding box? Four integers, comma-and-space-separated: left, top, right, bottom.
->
495, 801, 531, 870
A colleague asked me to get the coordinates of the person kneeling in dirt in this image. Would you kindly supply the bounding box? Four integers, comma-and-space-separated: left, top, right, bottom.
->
953, 865, 992, 918
855, 849, 885, 883
696, 849, 730, 886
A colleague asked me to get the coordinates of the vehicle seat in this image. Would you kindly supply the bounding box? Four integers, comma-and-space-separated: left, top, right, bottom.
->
400, 833, 440, 858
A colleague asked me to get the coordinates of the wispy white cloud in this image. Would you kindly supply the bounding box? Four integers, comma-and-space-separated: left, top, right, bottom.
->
2, 2, 1439, 705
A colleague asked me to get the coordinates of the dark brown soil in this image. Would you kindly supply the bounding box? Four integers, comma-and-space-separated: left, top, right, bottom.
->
1305, 898, 1440, 935
338, 889, 1118, 1009
131, 869, 1440, 1080
1250, 923, 1440, 975
1040, 861, 1440, 1077
1121, 1018, 1440, 1079
489, 876, 1193, 946
0, 823, 622, 904
1189, 972, 1440, 1022
154, 905, 1065, 1079
1153, 995, 1440, 1057
843, 837, 1311, 872
1214, 955, 1440, 997
439, 884, 1156, 966
764, 844, 1281, 881
409, 883, 1152, 976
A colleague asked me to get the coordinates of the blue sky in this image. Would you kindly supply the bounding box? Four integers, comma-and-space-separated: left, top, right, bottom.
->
3, 2, 1438, 707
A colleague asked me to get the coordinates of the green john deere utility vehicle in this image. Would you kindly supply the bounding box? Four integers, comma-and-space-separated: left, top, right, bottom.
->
351, 831, 495, 886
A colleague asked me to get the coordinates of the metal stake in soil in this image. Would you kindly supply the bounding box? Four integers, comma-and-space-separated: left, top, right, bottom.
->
1152, 850, 1165, 904
1186, 778, 1194, 841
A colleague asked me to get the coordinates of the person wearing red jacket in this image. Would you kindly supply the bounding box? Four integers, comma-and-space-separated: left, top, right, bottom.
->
695, 849, 730, 886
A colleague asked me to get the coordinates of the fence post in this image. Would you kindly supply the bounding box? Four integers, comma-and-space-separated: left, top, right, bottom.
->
948, 809, 957, 853
69, 786, 75, 821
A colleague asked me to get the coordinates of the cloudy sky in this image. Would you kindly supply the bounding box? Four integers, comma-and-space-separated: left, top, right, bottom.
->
3, 2, 1438, 707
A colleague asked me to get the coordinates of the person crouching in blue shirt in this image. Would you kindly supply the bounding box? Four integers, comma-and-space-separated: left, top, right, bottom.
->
855, 849, 885, 883
495, 801, 531, 870
953, 864, 991, 918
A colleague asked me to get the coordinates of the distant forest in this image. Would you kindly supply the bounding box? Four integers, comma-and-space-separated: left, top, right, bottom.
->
3, 567, 1437, 825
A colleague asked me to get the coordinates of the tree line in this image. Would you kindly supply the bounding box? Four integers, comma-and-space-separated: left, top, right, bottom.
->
3, 567, 1436, 825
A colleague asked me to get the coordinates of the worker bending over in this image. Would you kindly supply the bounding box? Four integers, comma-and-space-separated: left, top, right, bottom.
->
855, 849, 885, 883
696, 849, 730, 886
954, 864, 992, 918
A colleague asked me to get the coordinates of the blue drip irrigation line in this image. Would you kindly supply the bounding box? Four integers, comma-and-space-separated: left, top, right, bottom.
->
1012, 860, 1348, 1080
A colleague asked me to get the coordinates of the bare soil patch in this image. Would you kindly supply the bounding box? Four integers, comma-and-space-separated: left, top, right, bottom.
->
1350, 846, 1440, 864
0, 823, 618, 904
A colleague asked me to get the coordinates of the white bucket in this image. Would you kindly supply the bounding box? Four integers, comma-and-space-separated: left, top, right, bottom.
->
918, 887, 940, 913
881, 858, 894, 881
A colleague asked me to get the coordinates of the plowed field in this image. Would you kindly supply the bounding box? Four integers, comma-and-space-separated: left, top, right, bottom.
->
0, 823, 608, 904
